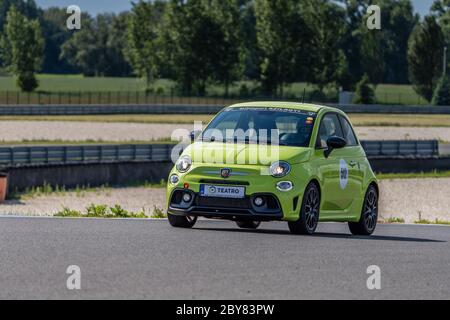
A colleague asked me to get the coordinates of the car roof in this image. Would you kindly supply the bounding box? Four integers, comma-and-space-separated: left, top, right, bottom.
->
227, 101, 340, 114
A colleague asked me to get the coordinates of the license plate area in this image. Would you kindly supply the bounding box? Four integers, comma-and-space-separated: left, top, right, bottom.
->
199, 184, 245, 199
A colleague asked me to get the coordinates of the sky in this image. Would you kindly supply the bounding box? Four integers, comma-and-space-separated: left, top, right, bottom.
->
35, 0, 436, 16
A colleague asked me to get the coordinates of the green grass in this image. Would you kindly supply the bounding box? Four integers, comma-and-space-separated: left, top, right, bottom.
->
0, 75, 427, 105
150, 206, 168, 219
414, 219, 450, 225
55, 203, 167, 219
55, 204, 148, 219
377, 171, 450, 180
382, 217, 406, 224
2, 113, 449, 127
375, 84, 426, 105
434, 220, 450, 225
348, 114, 450, 127
8, 180, 167, 200
0, 75, 150, 92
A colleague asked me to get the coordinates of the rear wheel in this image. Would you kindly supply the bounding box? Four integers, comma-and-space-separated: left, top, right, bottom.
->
348, 185, 378, 236
288, 183, 320, 235
236, 221, 261, 229
168, 213, 197, 228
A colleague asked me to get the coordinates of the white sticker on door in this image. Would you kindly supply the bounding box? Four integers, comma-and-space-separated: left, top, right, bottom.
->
340, 159, 349, 190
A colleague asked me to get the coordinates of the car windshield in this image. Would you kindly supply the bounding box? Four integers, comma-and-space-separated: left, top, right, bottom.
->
201, 107, 317, 147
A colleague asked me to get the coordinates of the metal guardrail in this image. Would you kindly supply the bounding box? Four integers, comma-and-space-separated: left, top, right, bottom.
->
360, 140, 439, 158
0, 144, 174, 168
1, 103, 450, 115
0, 141, 439, 168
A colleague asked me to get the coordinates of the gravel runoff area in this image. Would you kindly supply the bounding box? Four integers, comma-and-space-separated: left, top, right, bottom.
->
0, 179, 449, 224
1, 121, 450, 142
0, 121, 192, 143
0, 187, 167, 217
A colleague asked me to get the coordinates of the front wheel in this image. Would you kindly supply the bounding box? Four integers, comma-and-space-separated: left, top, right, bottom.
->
168, 213, 197, 229
236, 221, 261, 229
348, 185, 378, 236
288, 183, 320, 235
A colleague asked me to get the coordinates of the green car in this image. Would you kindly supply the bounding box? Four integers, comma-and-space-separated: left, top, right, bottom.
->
166, 102, 379, 235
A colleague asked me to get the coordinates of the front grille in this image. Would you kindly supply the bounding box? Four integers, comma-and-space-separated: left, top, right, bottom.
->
196, 196, 252, 209
199, 179, 249, 186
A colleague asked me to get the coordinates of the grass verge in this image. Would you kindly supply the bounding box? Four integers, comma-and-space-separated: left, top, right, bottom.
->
55, 204, 167, 219
0, 76, 427, 105
381, 217, 405, 224
8, 180, 167, 200
414, 219, 450, 225
348, 114, 450, 127
377, 171, 450, 180
2, 114, 450, 127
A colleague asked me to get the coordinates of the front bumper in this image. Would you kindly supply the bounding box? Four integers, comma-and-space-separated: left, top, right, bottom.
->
167, 163, 308, 222
169, 207, 283, 221
168, 188, 284, 221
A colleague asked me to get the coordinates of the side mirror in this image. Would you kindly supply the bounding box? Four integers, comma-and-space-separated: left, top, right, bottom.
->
190, 130, 202, 143
324, 136, 347, 158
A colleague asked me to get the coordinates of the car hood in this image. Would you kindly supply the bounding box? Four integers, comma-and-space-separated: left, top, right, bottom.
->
182, 142, 311, 166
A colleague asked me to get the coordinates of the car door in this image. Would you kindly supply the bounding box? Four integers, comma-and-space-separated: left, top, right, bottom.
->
338, 115, 365, 208
313, 113, 349, 215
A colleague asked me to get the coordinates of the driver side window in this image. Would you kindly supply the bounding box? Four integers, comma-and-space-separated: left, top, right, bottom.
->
315, 113, 343, 148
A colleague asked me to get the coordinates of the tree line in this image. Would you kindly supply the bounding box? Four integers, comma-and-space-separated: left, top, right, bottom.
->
0, 0, 449, 104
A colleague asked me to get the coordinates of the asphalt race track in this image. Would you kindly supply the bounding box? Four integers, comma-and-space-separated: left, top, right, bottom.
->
0, 217, 449, 300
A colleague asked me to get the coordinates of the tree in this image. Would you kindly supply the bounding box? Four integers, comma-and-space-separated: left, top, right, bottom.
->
431, 0, 450, 69
338, 0, 417, 87
0, 0, 38, 31
161, 0, 224, 96
359, 26, 385, 87
353, 74, 375, 104
302, 0, 348, 92
432, 74, 450, 105
61, 13, 131, 77
432, 1, 450, 40
240, 0, 259, 80
0, 6, 44, 91
0, 0, 39, 67
408, 15, 444, 102
379, 0, 418, 84
125, 0, 165, 88
338, 0, 368, 90
40, 7, 78, 74
254, 0, 307, 96
209, 0, 242, 96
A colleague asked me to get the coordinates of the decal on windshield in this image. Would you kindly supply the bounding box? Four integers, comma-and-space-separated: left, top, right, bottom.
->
226, 107, 317, 117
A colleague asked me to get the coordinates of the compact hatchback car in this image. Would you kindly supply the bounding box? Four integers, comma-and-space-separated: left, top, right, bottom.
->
167, 102, 379, 235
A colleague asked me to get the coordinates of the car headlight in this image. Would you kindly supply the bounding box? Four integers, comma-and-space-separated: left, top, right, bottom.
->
176, 156, 192, 173
270, 161, 291, 178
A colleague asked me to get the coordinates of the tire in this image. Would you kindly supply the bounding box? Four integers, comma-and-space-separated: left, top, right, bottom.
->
236, 221, 261, 229
168, 213, 197, 228
288, 183, 320, 235
349, 185, 378, 236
